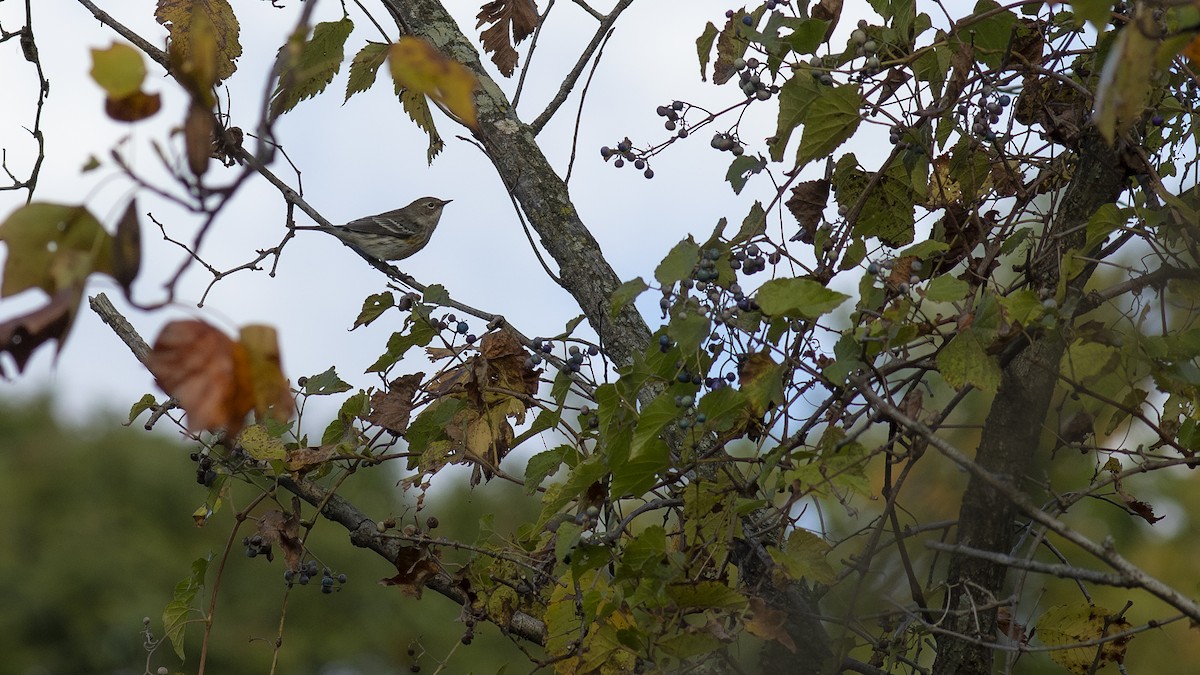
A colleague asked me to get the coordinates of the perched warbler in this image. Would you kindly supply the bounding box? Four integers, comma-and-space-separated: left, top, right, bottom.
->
293, 197, 452, 261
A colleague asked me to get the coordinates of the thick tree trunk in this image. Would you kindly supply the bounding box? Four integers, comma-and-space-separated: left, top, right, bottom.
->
932, 133, 1128, 674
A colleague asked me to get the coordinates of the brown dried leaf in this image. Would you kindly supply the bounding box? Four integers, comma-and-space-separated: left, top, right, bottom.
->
785, 179, 830, 243
476, 0, 539, 77
146, 320, 255, 435
111, 201, 142, 298
744, 596, 797, 653
0, 288, 79, 377
380, 546, 441, 598
256, 500, 303, 570
285, 445, 336, 473
366, 372, 424, 434
184, 101, 213, 177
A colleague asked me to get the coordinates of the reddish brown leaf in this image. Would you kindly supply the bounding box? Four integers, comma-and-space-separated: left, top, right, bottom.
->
366, 372, 424, 434
105, 90, 163, 122
184, 101, 213, 177
476, 0, 539, 77
380, 546, 441, 598
146, 319, 255, 434
785, 179, 830, 243
0, 288, 79, 377
255, 498, 303, 570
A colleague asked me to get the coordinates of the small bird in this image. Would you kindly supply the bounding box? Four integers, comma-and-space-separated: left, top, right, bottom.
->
293, 196, 452, 261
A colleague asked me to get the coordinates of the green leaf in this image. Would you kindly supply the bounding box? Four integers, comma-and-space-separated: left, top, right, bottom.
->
937, 328, 1000, 392
367, 319, 437, 373
655, 237, 700, 287
924, 274, 969, 302
400, 87, 444, 164
732, 201, 767, 244
127, 393, 158, 424
353, 291, 394, 329
405, 397, 463, 456
610, 277, 648, 317
769, 74, 820, 161
619, 525, 666, 576
668, 308, 711, 357
755, 278, 850, 319
796, 84, 863, 167
525, 445, 570, 495
345, 42, 388, 101
785, 18, 829, 55
163, 556, 208, 660
954, 1, 1017, 69
271, 18, 354, 117
997, 289, 1044, 325
726, 155, 764, 195
666, 581, 747, 610
1083, 203, 1126, 253
770, 529, 836, 585
696, 386, 747, 432
422, 284, 450, 305
696, 22, 718, 81
900, 240, 950, 259
832, 153, 917, 247
303, 366, 352, 396
90, 43, 148, 99
238, 424, 287, 460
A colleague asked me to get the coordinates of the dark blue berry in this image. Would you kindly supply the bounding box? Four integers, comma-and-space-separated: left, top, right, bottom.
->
742, 15, 753, 26
456, 321, 469, 334
659, 335, 671, 347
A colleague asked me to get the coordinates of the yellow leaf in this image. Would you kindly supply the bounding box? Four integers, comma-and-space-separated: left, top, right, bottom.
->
156, 0, 242, 88
1038, 604, 1133, 674
239, 324, 295, 424
388, 36, 479, 130
90, 43, 147, 99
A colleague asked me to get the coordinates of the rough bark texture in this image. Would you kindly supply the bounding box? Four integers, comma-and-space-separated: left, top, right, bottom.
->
932, 133, 1129, 674
380, 0, 652, 368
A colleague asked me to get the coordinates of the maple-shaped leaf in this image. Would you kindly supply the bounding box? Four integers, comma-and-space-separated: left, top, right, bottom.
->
271, 18, 354, 118
476, 0, 539, 78
389, 36, 479, 130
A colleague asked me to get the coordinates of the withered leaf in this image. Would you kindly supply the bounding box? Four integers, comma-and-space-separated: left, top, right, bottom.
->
256, 499, 303, 570
238, 324, 295, 425
285, 445, 336, 473
146, 320, 255, 435
366, 372, 424, 434
184, 101, 213, 177
744, 596, 797, 653
112, 200, 142, 299
380, 546, 441, 598
785, 179, 830, 243
811, 0, 842, 42
105, 91, 163, 122
0, 288, 79, 378
476, 0, 539, 77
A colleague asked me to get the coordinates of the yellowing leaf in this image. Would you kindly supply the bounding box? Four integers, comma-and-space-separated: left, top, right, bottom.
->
1038, 604, 1133, 674
156, 0, 242, 87
238, 424, 287, 460
769, 529, 836, 585
1094, 15, 1156, 144
90, 43, 147, 99
388, 36, 479, 130
937, 327, 1000, 393
0, 203, 113, 297
400, 88, 445, 164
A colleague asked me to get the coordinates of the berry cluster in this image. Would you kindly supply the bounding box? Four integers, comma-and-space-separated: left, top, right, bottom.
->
525, 337, 601, 373
243, 534, 273, 559
599, 139, 655, 179
655, 100, 687, 134
736, 243, 770, 275
190, 451, 217, 486
433, 312, 476, 345
283, 559, 348, 594
866, 256, 923, 294
733, 57, 777, 101
710, 132, 745, 155
958, 84, 1012, 142
849, 22, 881, 73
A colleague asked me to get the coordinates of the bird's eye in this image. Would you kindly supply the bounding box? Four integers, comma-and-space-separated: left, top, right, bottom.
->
426, 201, 437, 209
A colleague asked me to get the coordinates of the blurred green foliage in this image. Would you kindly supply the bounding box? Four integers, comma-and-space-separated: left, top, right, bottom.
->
0, 396, 532, 674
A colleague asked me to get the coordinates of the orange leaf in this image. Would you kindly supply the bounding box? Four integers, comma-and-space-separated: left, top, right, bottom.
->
238, 324, 295, 424
388, 36, 479, 130
1184, 33, 1200, 65
146, 319, 255, 434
